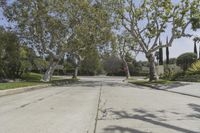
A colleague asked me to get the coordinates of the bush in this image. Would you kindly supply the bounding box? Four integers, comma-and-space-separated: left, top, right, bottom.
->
187, 60, 200, 75
172, 74, 200, 82
170, 71, 185, 81
176, 52, 197, 71
0, 32, 31, 79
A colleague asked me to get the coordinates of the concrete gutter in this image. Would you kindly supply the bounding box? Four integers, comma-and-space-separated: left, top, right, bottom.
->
0, 84, 51, 97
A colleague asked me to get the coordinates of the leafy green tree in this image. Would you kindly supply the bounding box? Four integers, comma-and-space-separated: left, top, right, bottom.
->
0, 28, 31, 79
67, 2, 113, 79
191, 2, 200, 58
107, 0, 199, 81
33, 58, 48, 73
79, 49, 102, 76
103, 54, 124, 76
1, 0, 112, 81
0, 27, 6, 79
177, 53, 197, 71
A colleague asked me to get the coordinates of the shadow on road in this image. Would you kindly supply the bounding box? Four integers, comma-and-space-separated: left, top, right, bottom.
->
187, 104, 200, 119
59, 80, 146, 89
102, 108, 199, 133
132, 82, 200, 99
154, 82, 190, 90
104, 126, 149, 133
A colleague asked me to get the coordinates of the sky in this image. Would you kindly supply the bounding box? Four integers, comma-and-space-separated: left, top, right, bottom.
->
0, 2, 200, 61
137, 30, 200, 61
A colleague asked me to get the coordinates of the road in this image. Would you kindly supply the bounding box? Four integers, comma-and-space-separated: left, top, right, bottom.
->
0, 76, 200, 133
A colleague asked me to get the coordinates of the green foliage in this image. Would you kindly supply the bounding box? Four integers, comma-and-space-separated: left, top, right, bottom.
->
170, 71, 185, 81
21, 72, 43, 82
1, 0, 113, 81
129, 79, 174, 87
190, 0, 200, 30
79, 49, 102, 76
0, 29, 32, 79
103, 55, 124, 76
171, 72, 200, 82
187, 60, 200, 75
176, 52, 197, 71
106, 0, 199, 81
33, 58, 48, 72
168, 60, 200, 82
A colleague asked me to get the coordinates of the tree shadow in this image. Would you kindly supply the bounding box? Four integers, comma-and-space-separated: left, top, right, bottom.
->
154, 82, 190, 90
138, 82, 200, 99
187, 104, 200, 119
59, 80, 146, 89
103, 108, 199, 133
104, 126, 149, 133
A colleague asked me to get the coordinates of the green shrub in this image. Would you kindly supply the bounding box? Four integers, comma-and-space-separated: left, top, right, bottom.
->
187, 60, 200, 75
172, 74, 200, 82
176, 52, 197, 71
170, 71, 185, 81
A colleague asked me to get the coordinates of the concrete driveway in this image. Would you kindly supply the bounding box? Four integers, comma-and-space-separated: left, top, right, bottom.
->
0, 76, 200, 133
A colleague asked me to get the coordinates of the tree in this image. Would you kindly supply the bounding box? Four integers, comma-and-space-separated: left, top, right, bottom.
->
79, 49, 102, 76
103, 55, 124, 76
1, 0, 76, 81
0, 28, 31, 79
177, 52, 197, 71
1, 0, 112, 81
0, 27, 5, 79
193, 37, 200, 58
193, 37, 198, 55
115, 32, 139, 79
190, 2, 200, 58
199, 45, 200, 59
108, 0, 199, 81
166, 47, 170, 65
159, 39, 163, 65
66, 2, 113, 79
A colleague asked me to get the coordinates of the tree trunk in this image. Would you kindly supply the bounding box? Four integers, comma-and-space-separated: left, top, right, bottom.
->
42, 60, 58, 82
72, 55, 81, 79
122, 58, 130, 79
73, 66, 79, 79
147, 53, 159, 81
166, 47, 169, 65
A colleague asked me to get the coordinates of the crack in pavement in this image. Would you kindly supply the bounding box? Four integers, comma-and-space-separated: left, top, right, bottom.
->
93, 81, 103, 133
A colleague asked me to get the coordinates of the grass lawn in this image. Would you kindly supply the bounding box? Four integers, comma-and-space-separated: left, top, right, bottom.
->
0, 82, 44, 90
21, 72, 62, 82
0, 72, 76, 90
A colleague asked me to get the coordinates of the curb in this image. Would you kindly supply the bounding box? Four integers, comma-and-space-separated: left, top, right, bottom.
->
129, 82, 200, 99
0, 84, 51, 97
